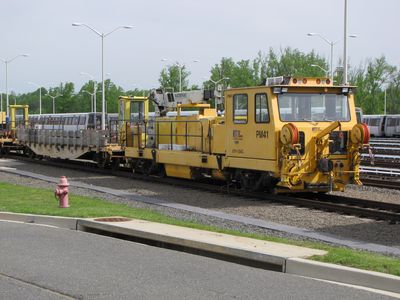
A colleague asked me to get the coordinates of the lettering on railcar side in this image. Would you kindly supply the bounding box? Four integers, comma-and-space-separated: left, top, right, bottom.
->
256, 130, 268, 138
232, 149, 244, 154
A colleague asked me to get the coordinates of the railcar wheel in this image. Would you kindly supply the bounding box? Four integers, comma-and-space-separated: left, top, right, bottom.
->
96, 153, 109, 169
2, 147, 10, 157
110, 158, 120, 170
133, 159, 151, 174
28, 150, 36, 159
236, 170, 273, 192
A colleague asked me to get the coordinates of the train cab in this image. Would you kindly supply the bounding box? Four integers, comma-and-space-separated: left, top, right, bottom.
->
223, 77, 369, 192
0, 105, 29, 154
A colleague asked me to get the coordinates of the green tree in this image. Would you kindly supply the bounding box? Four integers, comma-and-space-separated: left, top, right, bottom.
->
266, 47, 328, 78
385, 71, 400, 114
205, 48, 328, 89
105, 79, 124, 113
159, 64, 190, 92
350, 56, 397, 114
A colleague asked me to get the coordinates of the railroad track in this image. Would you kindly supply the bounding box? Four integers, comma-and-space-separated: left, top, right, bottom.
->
361, 160, 399, 168
360, 177, 400, 190
360, 143, 400, 188
4, 154, 400, 224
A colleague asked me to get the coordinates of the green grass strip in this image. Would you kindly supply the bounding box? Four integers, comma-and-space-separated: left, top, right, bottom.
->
0, 181, 399, 276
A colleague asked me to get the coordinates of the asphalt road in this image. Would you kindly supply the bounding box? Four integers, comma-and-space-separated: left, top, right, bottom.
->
0, 221, 395, 300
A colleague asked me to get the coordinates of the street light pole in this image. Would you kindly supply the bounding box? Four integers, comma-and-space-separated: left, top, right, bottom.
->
310, 64, 329, 77
81, 72, 97, 113
161, 59, 199, 92
39, 86, 42, 114
101, 35, 105, 124
307, 33, 356, 82
204, 77, 229, 109
82, 90, 95, 112
28, 82, 43, 115
178, 63, 183, 92
47, 93, 62, 114
343, 0, 348, 84
384, 89, 387, 115
208, 77, 230, 90
6, 63, 8, 112
0, 54, 29, 117
72, 23, 133, 130
307, 33, 340, 81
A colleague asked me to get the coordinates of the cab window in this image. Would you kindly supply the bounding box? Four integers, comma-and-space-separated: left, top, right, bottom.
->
233, 94, 248, 124
255, 93, 269, 123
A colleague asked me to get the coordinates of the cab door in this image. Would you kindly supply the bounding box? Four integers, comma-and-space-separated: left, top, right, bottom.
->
226, 90, 275, 160
251, 92, 275, 160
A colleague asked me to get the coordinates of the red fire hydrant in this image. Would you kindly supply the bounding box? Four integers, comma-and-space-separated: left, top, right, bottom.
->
55, 176, 70, 208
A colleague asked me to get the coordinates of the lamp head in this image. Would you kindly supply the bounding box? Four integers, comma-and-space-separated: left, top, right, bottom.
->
123, 25, 133, 29
72, 23, 82, 26
307, 33, 317, 36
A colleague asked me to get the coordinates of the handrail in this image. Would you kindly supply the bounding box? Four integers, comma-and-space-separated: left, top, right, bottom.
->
131, 119, 209, 153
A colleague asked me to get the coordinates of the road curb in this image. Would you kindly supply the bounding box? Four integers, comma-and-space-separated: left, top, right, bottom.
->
77, 218, 324, 272
0, 212, 78, 230
286, 257, 400, 294
1, 211, 399, 295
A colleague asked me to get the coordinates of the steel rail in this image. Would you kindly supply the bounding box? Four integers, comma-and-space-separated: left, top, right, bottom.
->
360, 177, 400, 190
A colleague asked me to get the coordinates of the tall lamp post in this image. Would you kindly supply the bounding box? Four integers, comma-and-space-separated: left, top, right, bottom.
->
80, 72, 97, 114
207, 77, 230, 89
0, 54, 29, 116
310, 64, 329, 77
161, 59, 199, 92
307, 33, 356, 82
384, 89, 387, 115
28, 81, 48, 115
72, 23, 133, 130
47, 93, 62, 114
343, 0, 348, 84
82, 90, 95, 112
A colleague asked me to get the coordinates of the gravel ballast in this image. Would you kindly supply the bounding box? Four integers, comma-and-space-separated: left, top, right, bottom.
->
1, 158, 399, 253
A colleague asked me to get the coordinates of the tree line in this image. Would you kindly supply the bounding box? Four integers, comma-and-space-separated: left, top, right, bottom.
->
3, 47, 399, 115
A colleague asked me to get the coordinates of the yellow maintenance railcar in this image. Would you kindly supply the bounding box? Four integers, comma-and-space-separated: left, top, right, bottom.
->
118, 77, 369, 193
0, 105, 29, 155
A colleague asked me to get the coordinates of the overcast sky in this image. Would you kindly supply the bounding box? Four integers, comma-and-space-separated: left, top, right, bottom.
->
1, 0, 399, 94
